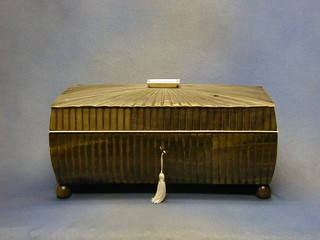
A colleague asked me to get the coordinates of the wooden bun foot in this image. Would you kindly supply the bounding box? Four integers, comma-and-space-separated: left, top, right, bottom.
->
56, 185, 72, 199
256, 185, 271, 199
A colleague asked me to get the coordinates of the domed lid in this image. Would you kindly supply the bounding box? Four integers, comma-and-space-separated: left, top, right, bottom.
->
51, 84, 275, 108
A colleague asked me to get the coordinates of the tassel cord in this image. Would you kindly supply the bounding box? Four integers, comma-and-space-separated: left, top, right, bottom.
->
160, 151, 165, 173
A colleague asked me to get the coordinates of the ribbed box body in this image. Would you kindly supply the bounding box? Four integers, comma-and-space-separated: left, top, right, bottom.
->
50, 132, 277, 185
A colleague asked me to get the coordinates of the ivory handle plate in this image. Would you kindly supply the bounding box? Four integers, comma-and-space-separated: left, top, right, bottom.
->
147, 79, 180, 88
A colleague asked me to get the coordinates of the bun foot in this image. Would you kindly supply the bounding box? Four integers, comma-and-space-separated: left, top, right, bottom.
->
256, 185, 271, 199
56, 185, 72, 199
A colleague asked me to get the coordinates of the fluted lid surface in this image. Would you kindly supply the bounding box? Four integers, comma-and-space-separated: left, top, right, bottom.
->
51, 84, 275, 108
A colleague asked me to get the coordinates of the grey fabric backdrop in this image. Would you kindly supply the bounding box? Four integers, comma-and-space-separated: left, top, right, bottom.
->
1, 1, 320, 239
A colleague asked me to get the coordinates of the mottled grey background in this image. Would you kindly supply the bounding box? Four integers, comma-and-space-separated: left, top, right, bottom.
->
1, 1, 320, 239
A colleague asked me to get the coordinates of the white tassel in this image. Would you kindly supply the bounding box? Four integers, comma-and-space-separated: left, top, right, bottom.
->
151, 149, 166, 204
